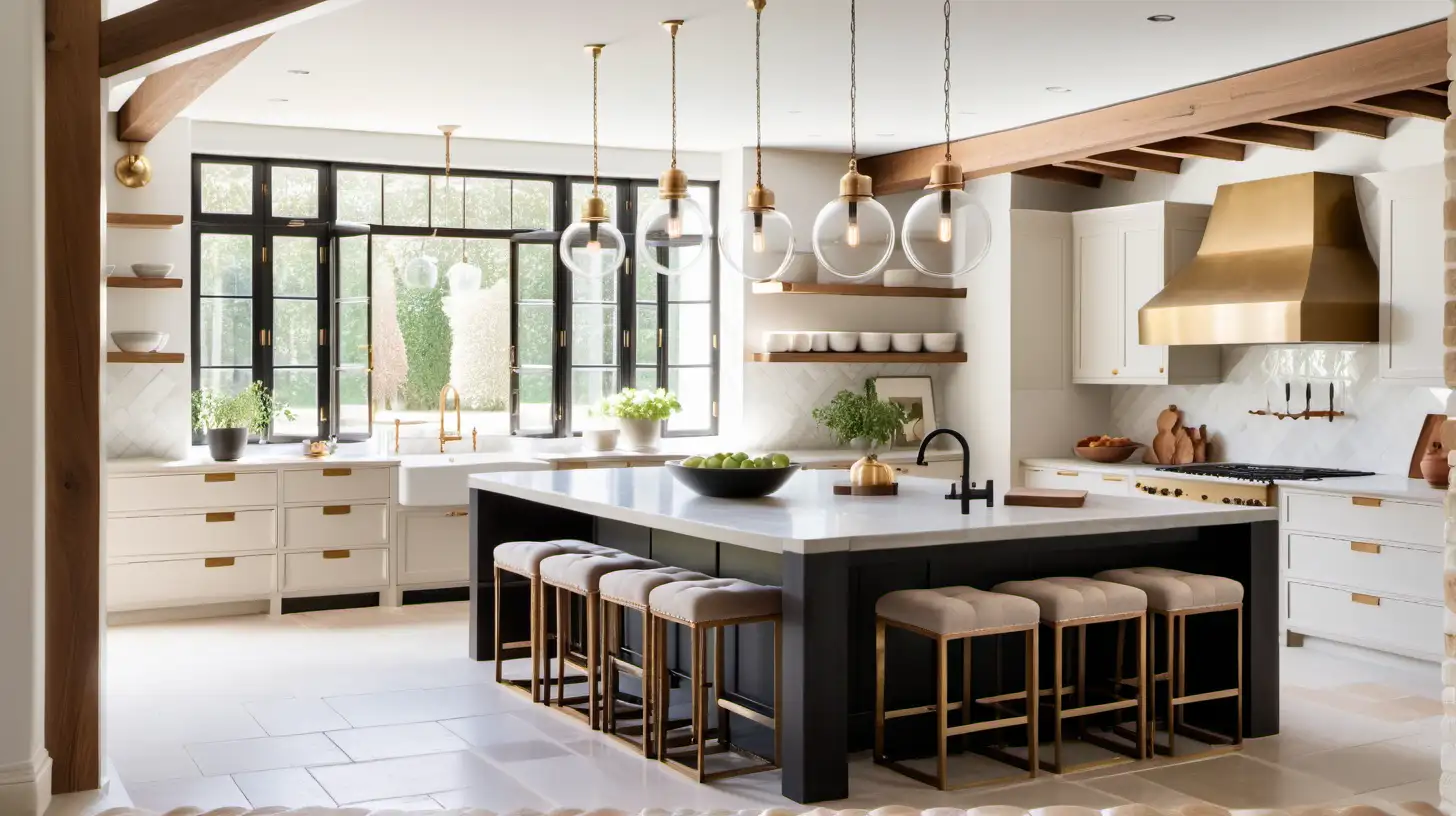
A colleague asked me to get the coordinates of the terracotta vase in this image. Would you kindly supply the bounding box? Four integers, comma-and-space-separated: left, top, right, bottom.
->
1420, 442, 1449, 488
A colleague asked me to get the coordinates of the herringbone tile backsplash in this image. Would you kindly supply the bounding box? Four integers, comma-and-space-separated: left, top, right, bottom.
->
106, 364, 189, 460
741, 363, 943, 450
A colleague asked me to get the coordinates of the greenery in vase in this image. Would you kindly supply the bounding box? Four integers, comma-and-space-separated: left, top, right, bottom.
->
598, 387, 682, 422
811, 379, 908, 447
191, 381, 295, 436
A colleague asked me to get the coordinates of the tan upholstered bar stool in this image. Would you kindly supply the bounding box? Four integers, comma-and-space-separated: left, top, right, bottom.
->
492, 540, 617, 703
1095, 567, 1244, 757
539, 551, 660, 728
874, 587, 1041, 789
598, 566, 711, 756
992, 576, 1148, 774
648, 578, 782, 783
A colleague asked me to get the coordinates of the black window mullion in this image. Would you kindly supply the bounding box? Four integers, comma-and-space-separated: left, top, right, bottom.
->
553, 176, 572, 437
255, 228, 273, 441
316, 233, 331, 441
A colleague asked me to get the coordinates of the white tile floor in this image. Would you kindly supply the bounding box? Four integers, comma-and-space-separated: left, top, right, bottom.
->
76, 602, 1444, 814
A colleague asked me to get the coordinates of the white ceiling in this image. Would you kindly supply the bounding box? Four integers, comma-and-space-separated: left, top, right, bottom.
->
175, 0, 1450, 157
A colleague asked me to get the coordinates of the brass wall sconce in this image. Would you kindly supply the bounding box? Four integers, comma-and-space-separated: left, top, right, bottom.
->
114, 144, 152, 188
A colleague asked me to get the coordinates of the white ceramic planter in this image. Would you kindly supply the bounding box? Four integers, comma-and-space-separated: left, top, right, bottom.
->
618, 418, 663, 452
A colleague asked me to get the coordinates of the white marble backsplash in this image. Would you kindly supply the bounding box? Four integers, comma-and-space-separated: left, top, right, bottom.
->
1110, 344, 1448, 474
740, 362, 944, 450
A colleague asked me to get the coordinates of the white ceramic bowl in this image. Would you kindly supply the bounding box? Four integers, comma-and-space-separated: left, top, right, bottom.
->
891, 333, 923, 353
790, 332, 814, 353
111, 331, 169, 353
811, 332, 829, 352
827, 332, 859, 353
924, 332, 958, 353
131, 263, 174, 279
882, 268, 922, 288
763, 331, 791, 353
583, 428, 620, 452
859, 332, 892, 353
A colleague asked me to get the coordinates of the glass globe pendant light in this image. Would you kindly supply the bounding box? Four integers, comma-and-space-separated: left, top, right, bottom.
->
404, 124, 467, 290
812, 0, 894, 281
440, 126, 484, 293
901, 0, 992, 279
720, 0, 795, 283
638, 20, 712, 278
559, 44, 626, 280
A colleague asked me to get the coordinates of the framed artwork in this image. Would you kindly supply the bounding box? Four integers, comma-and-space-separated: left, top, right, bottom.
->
873, 376, 936, 449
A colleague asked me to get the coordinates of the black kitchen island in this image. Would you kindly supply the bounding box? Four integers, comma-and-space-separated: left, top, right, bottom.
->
467, 467, 1279, 803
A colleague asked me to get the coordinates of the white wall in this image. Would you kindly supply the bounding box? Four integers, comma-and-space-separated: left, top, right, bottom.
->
0, 0, 50, 811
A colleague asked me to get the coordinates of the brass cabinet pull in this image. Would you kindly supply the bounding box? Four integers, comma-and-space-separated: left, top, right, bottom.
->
1351, 496, 1382, 508
322, 505, 352, 516
1102, 475, 1125, 482
1112, 369, 1119, 375
322, 549, 351, 559
1351, 593, 1381, 606
204, 557, 235, 568
1350, 541, 1381, 554
445, 510, 469, 517
1056, 470, 1078, 477
205, 512, 236, 523
321, 468, 352, 477
204, 473, 236, 483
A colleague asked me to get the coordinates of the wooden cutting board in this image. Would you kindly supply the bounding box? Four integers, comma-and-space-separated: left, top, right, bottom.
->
1173, 426, 1195, 465
1005, 487, 1087, 508
1151, 405, 1181, 465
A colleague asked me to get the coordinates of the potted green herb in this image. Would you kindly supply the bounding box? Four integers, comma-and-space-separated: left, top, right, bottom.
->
191, 382, 295, 461
811, 379, 909, 453
598, 387, 682, 453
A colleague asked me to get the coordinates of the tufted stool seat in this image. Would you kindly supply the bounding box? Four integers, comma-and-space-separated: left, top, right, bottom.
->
540, 551, 661, 594
990, 576, 1149, 774
601, 566, 712, 609
1095, 567, 1245, 758
648, 578, 783, 783
494, 539, 615, 577
874, 586, 1043, 789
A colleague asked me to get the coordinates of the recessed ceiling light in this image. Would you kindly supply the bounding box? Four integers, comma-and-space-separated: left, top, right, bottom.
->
875, 132, 896, 138
268, 97, 290, 103
1147, 14, 1175, 22
806, 133, 822, 138
1045, 86, 1071, 94
787, 109, 802, 115
287, 69, 311, 75
957, 111, 977, 115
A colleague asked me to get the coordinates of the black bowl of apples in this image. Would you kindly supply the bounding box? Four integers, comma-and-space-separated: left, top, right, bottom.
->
665, 451, 801, 499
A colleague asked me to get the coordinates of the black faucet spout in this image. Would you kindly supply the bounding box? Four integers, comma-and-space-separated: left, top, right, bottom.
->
916, 428, 992, 513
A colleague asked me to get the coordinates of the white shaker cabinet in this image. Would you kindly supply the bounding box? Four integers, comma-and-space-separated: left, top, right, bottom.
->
1072, 202, 1221, 385
1370, 165, 1445, 385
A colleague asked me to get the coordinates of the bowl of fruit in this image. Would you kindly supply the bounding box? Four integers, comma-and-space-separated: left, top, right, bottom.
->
666, 452, 801, 499
1074, 435, 1143, 463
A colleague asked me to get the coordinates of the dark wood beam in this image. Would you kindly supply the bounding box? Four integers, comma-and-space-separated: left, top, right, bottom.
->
101, 0, 334, 77
1137, 136, 1246, 162
45, 0, 102, 793
1344, 90, 1449, 122
1015, 166, 1103, 189
117, 36, 269, 142
1055, 161, 1136, 182
1082, 150, 1182, 175
1202, 123, 1316, 150
1270, 107, 1390, 139
1418, 81, 1450, 96
859, 21, 1446, 192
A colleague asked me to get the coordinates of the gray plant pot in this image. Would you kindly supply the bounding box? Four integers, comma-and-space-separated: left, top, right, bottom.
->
207, 427, 248, 462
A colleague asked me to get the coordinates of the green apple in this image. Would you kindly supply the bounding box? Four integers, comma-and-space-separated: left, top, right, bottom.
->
770, 453, 791, 469
733, 452, 750, 461
721, 456, 741, 469
755, 456, 770, 468
682, 456, 705, 468
705, 456, 724, 469
740, 459, 758, 469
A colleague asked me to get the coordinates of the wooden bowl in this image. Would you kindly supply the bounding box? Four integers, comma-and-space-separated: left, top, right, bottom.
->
1073, 444, 1142, 463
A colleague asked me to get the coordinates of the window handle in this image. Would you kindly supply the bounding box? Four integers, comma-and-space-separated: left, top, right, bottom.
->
658, 329, 663, 349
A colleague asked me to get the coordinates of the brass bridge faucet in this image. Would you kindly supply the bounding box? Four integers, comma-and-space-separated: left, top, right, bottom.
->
439, 384, 463, 452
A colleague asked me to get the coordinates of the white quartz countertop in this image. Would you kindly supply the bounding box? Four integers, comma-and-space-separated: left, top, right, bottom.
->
469, 467, 1277, 555
107, 445, 403, 475
536, 447, 960, 466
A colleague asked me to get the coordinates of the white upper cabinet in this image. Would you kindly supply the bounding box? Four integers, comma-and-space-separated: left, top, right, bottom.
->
1072, 201, 1221, 385
1369, 165, 1444, 385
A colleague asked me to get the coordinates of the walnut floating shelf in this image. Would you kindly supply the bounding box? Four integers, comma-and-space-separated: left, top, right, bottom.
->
107, 213, 184, 230
750, 352, 967, 363
751, 281, 966, 299
107, 277, 182, 289
107, 352, 184, 364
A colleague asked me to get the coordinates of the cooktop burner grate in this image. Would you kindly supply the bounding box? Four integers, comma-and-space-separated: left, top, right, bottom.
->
1156, 463, 1375, 482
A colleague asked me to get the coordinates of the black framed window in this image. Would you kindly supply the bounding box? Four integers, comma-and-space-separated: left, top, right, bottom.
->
192, 155, 718, 443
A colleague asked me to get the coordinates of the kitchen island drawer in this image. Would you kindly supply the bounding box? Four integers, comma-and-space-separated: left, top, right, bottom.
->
109, 471, 277, 513
1023, 467, 1130, 496
283, 548, 388, 592
108, 554, 276, 609
283, 503, 388, 549
1282, 490, 1441, 545
1286, 580, 1441, 658
282, 466, 391, 504
109, 509, 276, 557
399, 509, 469, 585
1286, 533, 1441, 602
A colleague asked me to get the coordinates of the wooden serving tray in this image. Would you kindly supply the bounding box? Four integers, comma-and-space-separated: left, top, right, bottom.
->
833, 483, 899, 496
1005, 487, 1087, 508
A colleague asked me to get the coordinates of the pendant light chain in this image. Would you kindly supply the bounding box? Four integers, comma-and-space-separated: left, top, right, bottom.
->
848, 0, 857, 167
943, 0, 952, 161
592, 47, 601, 196
755, 5, 763, 188
670, 25, 679, 170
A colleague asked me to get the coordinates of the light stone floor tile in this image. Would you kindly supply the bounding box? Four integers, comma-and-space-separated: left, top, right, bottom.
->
245, 697, 352, 736
1364, 776, 1444, 808
350, 795, 447, 811
1081, 773, 1211, 808
431, 785, 555, 812
231, 767, 337, 807
1283, 735, 1442, 794
104, 741, 200, 784
306, 750, 521, 804
1239, 731, 1343, 764
326, 722, 470, 761
1135, 754, 1356, 808
954, 779, 1131, 809
126, 775, 251, 813
186, 733, 349, 776
441, 711, 575, 747
473, 738, 572, 764
324, 683, 525, 728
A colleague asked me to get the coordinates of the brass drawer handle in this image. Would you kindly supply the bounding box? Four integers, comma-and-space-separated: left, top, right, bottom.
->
1351, 593, 1381, 606
322, 549, 351, 559
204, 473, 236, 483
322, 468, 353, 477
1102, 475, 1125, 482
322, 505, 352, 516
445, 510, 469, 517
205, 512, 236, 523
204, 557, 235, 568
1056, 470, 1078, 477
1351, 496, 1382, 508
1350, 541, 1381, 555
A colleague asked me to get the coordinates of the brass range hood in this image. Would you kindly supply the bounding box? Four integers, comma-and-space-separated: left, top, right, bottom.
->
1139, 172, 1378, 345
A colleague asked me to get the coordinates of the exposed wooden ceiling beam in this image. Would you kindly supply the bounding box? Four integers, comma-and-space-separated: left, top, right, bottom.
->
1082, 150, 1182, 175
1137, 137, 1246, 162
1015, 166, 1103, 189
1418, 81, 1450, 96
1201, 123, 1316, 151
1056, 161, 1136, 182
858, 21, 1446, 193
117, 36, 268, 143
100, 0, 349, 77
1344, 89, 1449, 122
1269, 107, 1390, 139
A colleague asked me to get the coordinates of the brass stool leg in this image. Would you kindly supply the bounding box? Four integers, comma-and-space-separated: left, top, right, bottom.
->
961, 635, 973, 753
935, 635, 949, 790
773, 617, 783, 769
692, 623, 707, 782
1236, 604, 1245, 745
1176, 612, 1188, 733
1166, 610, 1177, 757
716, 624, 730, 750
493, 566, 504, 688
874, 618, 886, 762
529, 576, 541, 703
1076, 625, 1087, 738
652, 613, 667, 761
587, 591, 600, 729
1026, 627, 1038, 777
555, 586, 568, 710
1137, 612, 1148, 760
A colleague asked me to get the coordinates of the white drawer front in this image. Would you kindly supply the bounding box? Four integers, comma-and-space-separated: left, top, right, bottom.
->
400, 510, 470, 585
1286, 581, 1441, 658
1023, 467, 1127, 496
283, 548, 389, 592
109, 471, 277, 513
282, 467, 391, 504
1286, 533, 1441, 602
1085, 471, 1132, 497
1282, 491, 1441, 545
283, 504, 388, 550
109, 510, 276, 558
108, 554, 276, 610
